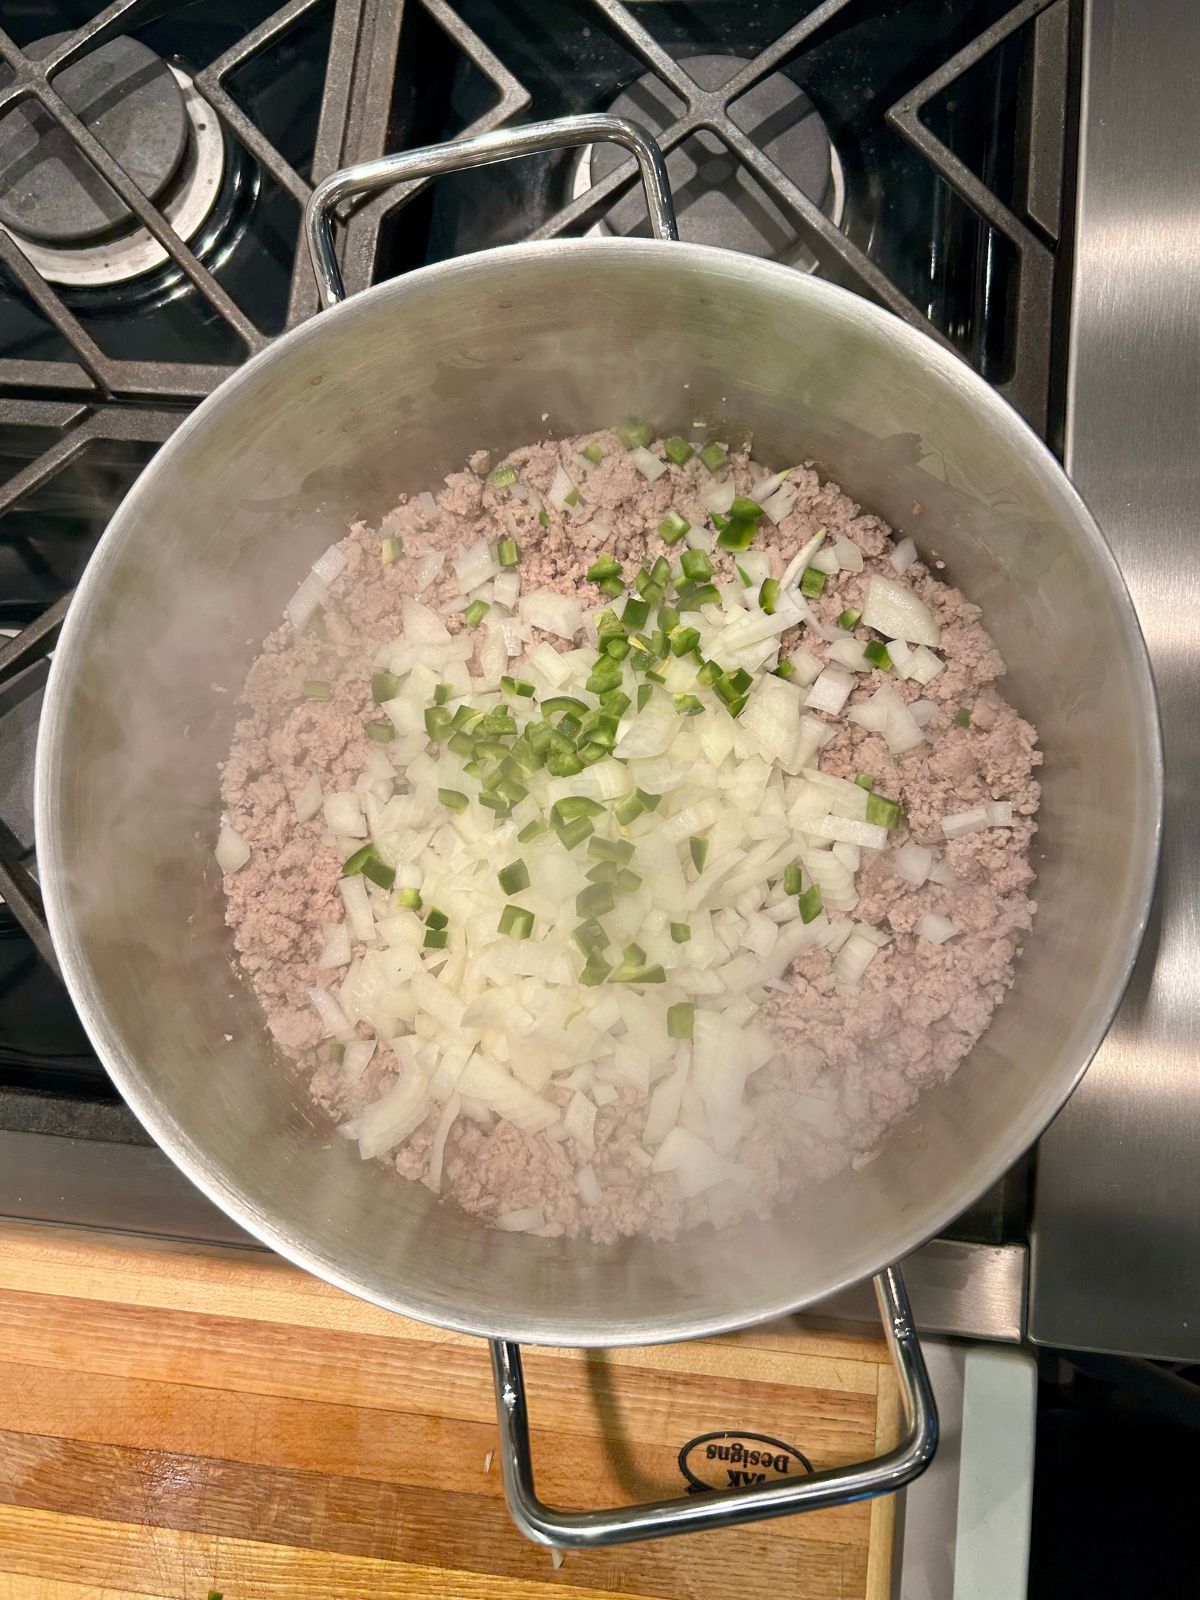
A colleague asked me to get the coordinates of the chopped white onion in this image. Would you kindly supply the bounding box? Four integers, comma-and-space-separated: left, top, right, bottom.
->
285, 570, 327, 631
492, 570, 520, 609
316, 923, 353, 968
907, 645, 944, 686
410, 972, 465, 1032
546, 464, 577, 512
453, 539, 497, 592
479, 626, 509, 685
797, 714, 833, 766
309, 984, 354, 1040
614, 702, 676, 760
700, 479, 736, 515
801, 813, 889, 851
832, 929, 883, 989
356, 1061, 433, 1158
412, 550, 444, 593
872, 684, 926, 755
890, 537, 918, 575
887, 638, 914, 676
823, 918, 856, 954
831, 840, 861, 872
804, 665, 855, 716
651, 1126, 744, 1198
941, 805, 991, 839
759, 485, 797, 525
832, 537, 864, 572
339, 876, 375, 943
693, 1012, 754, 1154
643, 1061, 688, 1147
575, 1164, 603, 1206
720, 599, 805, 650
802, 769, 871, 820
751, 471, 787, 503
292, 775, 323, 823
630, 446, 667, 482
215, 823, 251, 874
497, 1206, 545, 1232
779, 528, 827, 593
519, 589, 583, 639
457, 1054, 557, 1133
400, 597, 451, 645
341, 1038, 377, 1084
737, 550, 770, 588
828, 639, 871, 672
893, 842, 933, 886
495, 612, 527, 655
564, 1091, 597, 1155
427, 1092, 461, 1192
323, 790, 367, 837
847, 697, 889, 735
809, 547, 840, 576
916, 913, 958, 944
785, 649, 824, 688
738, 673, 808, 771
988, 801, 1014, 827
860, 574, 940, 647
311, 544, 347, 587
525, 640, 571, 687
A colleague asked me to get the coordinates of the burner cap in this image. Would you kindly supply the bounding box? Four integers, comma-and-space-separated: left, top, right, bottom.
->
588, 55, 839, 262
0, 33, 188, 246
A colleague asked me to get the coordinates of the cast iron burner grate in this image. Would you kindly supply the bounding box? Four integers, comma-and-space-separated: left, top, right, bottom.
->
0, 0, 1076, 1143
0, 0, 529, 396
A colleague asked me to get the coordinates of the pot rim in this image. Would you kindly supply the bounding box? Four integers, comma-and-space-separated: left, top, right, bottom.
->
35, 236, 1164, 1346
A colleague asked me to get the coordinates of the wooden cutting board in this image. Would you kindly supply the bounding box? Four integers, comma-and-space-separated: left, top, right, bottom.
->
0, 1223, 897, 1599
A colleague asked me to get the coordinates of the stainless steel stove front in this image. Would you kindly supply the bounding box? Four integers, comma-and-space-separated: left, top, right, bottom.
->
1029, 0, 1200, 1362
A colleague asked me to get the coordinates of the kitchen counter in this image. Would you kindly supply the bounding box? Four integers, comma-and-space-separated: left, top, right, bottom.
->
0, 1222, 900, 1599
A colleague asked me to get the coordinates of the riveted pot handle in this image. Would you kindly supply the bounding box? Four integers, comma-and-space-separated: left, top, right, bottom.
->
489, 1264, 937, 1548
304, 114, 679, 309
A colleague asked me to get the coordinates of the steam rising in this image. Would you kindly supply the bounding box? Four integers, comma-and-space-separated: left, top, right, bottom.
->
34, 247, 1151, 1343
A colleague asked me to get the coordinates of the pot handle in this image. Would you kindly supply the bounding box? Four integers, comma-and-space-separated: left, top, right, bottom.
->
489, 1264, 936, 1548
304, 114, 679, 309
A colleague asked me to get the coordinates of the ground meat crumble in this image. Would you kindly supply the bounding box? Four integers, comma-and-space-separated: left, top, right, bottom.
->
220, 432, 1040, 1242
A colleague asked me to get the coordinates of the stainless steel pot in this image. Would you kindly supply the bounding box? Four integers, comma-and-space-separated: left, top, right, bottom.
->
35, 117, 1161, 1546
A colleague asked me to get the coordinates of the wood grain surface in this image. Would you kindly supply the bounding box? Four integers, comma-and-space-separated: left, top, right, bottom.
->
0, 1224, 897, 1599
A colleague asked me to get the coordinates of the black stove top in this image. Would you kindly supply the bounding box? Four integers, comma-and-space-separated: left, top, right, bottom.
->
0, 0, 1073, 1250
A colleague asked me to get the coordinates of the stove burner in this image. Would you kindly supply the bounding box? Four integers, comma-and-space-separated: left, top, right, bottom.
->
0, 35, 187, 246
0, 39, 226, 290
576, 55, 844, 270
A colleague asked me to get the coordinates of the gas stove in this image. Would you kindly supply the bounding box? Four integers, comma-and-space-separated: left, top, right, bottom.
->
0, 0, 1077, 1339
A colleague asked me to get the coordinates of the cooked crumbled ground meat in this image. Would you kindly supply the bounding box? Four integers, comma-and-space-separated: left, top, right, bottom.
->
220, 433, 1039, 1242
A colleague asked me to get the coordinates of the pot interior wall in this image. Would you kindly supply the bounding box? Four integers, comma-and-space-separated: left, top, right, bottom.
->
37, 242, 1158, 1344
